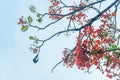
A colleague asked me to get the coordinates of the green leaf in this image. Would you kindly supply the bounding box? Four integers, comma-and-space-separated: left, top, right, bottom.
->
111, 44, 117, 49
29, 36, 34, 40
21, 25, 29, 32
37, 18, 42, 23
114, 51, 119, 56
29, 36, 36, 40
36, 13, 41, 18
105, 55, 110, 61
28, 16, 33, 23
118, 34, 120, 39
35, 40, 39, 44
29, 5, 36, 13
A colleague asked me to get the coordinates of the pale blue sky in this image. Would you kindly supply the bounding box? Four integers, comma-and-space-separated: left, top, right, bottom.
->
0, 0, 112, 80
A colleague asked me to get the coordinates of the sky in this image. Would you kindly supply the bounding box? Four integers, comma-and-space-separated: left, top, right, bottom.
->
0, 0, 113, 80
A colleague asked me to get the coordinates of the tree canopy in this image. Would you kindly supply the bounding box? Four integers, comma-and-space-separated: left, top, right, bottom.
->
18, 0, 120, 79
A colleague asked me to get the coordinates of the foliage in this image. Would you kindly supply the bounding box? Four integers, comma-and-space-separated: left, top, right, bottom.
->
18, 0, 120, 79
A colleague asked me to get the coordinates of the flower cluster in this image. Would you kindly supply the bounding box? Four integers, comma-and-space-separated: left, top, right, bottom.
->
48, 0, 62, 20
18, 16, 26, 26
62, 48, 75, 68
62, 10, 120, 79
